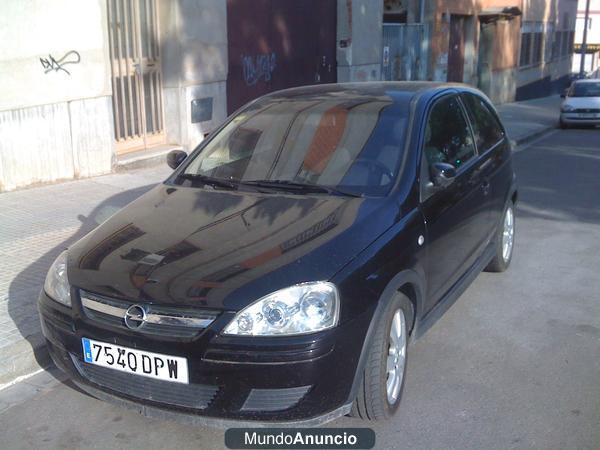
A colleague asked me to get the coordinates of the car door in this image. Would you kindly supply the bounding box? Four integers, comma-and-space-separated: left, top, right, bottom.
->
419, 93, 492, 312
460, 91, 511, 229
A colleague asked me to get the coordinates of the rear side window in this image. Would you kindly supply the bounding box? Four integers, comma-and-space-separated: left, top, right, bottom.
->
423, 95, 476, 170
461, 93, 505, 152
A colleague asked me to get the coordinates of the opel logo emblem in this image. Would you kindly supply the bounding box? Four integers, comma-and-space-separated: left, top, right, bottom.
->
124, 304, 147, 330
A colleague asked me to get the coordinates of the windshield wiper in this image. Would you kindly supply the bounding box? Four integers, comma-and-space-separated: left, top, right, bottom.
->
177, 173, 239, 190
241, 179, 362, 197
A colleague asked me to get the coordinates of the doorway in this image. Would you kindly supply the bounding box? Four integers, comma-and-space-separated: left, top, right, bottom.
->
478, 22, 495, 96
107, 0, 165, 154
447, 15, 467, 82
381, 23, 427, 81
226, 0, 337, 114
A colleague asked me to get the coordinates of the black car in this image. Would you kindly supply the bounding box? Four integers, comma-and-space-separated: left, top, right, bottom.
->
39, 82, 517, 426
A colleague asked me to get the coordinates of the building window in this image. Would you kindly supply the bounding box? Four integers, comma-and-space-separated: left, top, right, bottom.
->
559, 29, 575, 56
532, 31, 544, 64
383, 0, 407, 23
520, 33, 532, 66
545, 23, 555, 61
552, 30, 561, 60
520, 22, 544, 67
563, 12, 570, 30
551, 12, 576, 59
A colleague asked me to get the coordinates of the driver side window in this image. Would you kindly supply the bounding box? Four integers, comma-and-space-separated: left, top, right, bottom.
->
423, 95, 476, 170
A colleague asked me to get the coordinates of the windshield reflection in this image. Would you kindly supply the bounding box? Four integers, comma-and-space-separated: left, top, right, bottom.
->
176, 95, 409, 197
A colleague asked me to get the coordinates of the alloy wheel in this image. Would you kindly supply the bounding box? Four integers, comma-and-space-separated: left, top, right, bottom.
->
386, 309, 407, 404
502, 206, 514, 262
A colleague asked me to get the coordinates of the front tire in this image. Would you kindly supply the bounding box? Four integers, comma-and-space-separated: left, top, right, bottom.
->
485, 201, 515, 272
350, 294, 413, 421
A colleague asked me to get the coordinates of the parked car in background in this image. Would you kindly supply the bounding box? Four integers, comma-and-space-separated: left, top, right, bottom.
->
560, 79, 600, 128
38, 82, 517, 426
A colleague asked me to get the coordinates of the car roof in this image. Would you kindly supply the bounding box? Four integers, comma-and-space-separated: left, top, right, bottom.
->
263, 81, 474, 103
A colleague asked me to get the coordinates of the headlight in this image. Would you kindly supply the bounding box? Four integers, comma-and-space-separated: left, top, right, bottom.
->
222, 282, 339, 336
44, 250, 71, 307
561, 104, 575, 112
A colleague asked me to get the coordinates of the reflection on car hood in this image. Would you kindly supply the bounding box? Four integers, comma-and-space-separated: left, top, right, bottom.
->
68, 184, 398, 310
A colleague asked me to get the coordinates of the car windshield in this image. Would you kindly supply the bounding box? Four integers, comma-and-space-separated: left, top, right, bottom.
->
175, 95, 409, 197
569, 82, 600, 97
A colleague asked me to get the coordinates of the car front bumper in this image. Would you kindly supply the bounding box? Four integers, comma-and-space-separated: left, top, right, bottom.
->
560, 112, 600, 125
38, 290, 371, 425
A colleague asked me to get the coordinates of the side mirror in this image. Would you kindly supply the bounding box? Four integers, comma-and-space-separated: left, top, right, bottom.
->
560, 89, 568, 98
430, 162, 457, 188
167, 150, 187, 170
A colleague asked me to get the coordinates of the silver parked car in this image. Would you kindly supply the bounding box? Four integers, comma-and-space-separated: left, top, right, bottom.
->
560, 79, 600, 128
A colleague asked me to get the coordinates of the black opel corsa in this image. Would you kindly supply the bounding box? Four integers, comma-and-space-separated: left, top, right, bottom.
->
39, 82, 517, 426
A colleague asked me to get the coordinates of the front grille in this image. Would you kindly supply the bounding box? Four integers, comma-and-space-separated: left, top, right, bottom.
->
573, 108, 600, 113
71, 355, 219, 409
241, 386, 312, 411
80, 290, 218, 338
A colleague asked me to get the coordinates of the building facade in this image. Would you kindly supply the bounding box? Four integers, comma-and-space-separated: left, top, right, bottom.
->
0, 0, 114, 192
425, 0, 523, 104
516, 0, 578, 99
0, 0, 579, 192
572, 0, 600, 76
0, 0, 383, 192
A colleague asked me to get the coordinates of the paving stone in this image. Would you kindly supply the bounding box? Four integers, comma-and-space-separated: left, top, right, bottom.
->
0, 167, 167, 384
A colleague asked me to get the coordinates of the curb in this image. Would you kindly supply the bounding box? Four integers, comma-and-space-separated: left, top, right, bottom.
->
115, 145, 183, 172
512, 124, 557, 147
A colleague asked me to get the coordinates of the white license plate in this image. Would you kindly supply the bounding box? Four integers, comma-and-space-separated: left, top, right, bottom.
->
578, 113, 597, 118
82, 337, 188, 384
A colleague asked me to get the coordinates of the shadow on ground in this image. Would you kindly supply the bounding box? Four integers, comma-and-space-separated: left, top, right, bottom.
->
7, 183, 158, 379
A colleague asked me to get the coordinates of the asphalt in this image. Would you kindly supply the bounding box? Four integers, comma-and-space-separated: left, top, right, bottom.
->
0, 127, 598, 449
495, 95, 561, 145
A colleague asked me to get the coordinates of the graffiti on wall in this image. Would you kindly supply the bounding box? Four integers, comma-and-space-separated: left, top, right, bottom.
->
40, 50, 81, 75
241, 52, 276, 86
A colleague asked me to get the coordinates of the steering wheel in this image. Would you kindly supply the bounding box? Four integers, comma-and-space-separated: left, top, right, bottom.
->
353, 159, 394, 184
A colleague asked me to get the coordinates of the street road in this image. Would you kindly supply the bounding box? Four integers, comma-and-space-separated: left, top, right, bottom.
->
1, 129, 599, 450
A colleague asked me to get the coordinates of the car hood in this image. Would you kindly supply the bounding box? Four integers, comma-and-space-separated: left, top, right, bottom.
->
562, 96, 600, 109
68, 184, 398, 311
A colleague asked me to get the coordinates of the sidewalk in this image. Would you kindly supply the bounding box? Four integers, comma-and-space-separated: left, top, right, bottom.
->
0, 166, 171, 385
0, 94, 561, 386
496, 95, 561, 145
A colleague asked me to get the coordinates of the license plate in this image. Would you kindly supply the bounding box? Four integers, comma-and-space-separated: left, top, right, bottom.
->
578, 113, 597, 118
81, 337, 188, 384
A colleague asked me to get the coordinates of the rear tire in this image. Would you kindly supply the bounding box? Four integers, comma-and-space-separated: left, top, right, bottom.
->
485, 201, 515, 272
350, 294, 413, 421
559, 120, 568, 129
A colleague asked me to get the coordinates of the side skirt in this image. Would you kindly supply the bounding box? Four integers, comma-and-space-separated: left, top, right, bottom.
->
412, 242, 496, 340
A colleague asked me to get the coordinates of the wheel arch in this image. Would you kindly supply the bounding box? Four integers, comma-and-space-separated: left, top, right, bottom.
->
506, 171, 518, 206
346, 269, 425, 405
